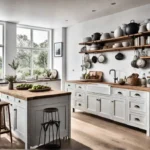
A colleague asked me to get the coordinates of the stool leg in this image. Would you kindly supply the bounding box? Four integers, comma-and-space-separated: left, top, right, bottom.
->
7, 105, 12, 143
0, 107, 2, 138
3, 107, 6, 130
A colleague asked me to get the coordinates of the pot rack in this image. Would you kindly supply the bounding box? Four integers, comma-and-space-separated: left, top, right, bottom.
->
79, 31, 150, 54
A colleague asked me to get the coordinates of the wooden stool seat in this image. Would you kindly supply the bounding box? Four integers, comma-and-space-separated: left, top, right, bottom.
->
0, 101, 12, 143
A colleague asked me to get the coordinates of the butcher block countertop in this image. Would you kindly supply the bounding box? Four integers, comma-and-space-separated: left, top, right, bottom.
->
0, 87, 71, 100
66, 80, 150, 92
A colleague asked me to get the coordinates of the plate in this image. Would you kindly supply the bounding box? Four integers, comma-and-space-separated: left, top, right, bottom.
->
28, 87, 51, 92
16, 87, 30, 90
51, 69, 58, 79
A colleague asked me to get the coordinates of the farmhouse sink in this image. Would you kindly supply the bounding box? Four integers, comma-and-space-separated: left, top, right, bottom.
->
86, 83, 111, 95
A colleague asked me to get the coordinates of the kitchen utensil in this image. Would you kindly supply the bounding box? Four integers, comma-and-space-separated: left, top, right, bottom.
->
91, 56, 98, 63
84, 61, 91, 69
92, 32, 101, 41
122, 41, 129, 47
114, 26, 123, 38
125, 20, 140, 35
83, 37, 92, 42
84, 54, 90, 62
100, 33, 111, 40
118, 78, 125, 85
146, 22, 150, 31
80, 46, 86, 52
138, 24, 147, 33
121, 24, 127, 35
98, 54, 106, 63
147, 36, 150, 45
115, 52, 124, 60
90, 43, 99, 50
136, 58, 147, 68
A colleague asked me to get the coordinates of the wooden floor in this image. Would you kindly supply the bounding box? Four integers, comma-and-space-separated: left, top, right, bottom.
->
1, 112, 150, 150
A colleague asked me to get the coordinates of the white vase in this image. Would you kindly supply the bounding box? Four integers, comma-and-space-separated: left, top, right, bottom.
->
114, 26, 123, 38
146, 22, 150, 31
121, 24, 127, 35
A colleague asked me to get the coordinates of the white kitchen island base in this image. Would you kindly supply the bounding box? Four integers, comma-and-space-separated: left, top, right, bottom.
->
0, 88, 71, 149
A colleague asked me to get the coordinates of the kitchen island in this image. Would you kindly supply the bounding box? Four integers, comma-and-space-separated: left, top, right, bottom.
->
0, 87, 71, 149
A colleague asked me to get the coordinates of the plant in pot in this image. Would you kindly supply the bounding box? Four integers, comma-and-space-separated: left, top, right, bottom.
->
44, 69, 51, 78
8, 59, 19, 77
5, 75, 17, 90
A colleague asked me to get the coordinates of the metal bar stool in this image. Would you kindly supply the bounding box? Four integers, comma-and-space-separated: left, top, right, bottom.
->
0, 101, 12, 143
38, 108, 61, 149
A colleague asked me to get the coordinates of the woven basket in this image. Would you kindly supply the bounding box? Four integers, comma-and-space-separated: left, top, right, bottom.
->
126, 77, 140, 86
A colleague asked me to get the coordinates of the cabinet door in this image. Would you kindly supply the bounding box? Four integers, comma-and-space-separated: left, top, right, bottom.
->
96, 97, 111, 119
111, 98, 126, 123
86, 94, 98, 114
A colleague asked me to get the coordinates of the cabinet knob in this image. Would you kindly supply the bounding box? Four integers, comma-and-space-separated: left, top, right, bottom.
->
97, 99, 101, 101
118, 92, 122, 95
135, 118, 140, 122
78, 103, 81, 106
10, 104, 12, 106
135, 93, 140, 97
68, 85, 70, 86
79, 94, 82, 97
18, 100, 21, 103
79, 86, 81, 88
135, 105, 140, 108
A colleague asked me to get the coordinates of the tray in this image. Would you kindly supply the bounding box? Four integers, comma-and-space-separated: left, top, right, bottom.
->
28, 87, 51, 92
16, 87, 30, 90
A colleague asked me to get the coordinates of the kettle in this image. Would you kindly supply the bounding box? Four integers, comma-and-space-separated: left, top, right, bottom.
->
91, 33, 101, 41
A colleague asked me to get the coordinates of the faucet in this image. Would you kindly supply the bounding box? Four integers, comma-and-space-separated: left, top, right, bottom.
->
109, 69, 118, 83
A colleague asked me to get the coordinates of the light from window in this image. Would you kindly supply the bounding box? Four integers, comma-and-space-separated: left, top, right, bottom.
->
17, 27, 49, 79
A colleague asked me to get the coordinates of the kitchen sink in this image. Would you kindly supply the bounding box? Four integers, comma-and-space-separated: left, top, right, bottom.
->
86, 83, 111, 95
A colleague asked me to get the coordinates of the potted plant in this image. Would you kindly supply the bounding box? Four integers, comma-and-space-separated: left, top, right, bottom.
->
8, 59, 19, 77
5, 75, 17, 90
44, 69, 51, 78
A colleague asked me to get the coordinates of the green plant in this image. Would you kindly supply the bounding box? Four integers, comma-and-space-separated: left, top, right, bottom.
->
5, 75, 16, 82
8, 59, 19, 70
44, 69, 51, 77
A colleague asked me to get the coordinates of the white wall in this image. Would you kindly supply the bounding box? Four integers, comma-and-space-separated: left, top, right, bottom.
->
66, 4, 150, 82
53, 27, 66, 90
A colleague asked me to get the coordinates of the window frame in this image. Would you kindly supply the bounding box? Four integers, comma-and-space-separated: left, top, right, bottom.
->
16, 25, 51, 77
0, 23, 5, 79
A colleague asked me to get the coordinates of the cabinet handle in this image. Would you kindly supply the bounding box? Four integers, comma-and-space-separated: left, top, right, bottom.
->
111, 101, 114, 102
78, 86, 82, 89
118, 92, 122, 95
14, 109, 17, 129
78, 103, 81, 106
68, 85, 70, 86
135, 118, 140, 122
135, 93, 140, 97
18, 100, 21, 103
78, 94, 82, 97
10, 104, 12, 106
135, 105, 140, 108
97, 99, 101, 101
7, 96, 9, 99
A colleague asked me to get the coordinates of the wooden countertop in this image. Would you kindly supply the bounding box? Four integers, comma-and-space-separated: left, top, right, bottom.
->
0, 87, 71, 100
66, 80, 150, 92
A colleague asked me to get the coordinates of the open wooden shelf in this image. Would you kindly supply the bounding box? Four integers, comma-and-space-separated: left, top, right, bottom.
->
79, 45, 150, 54
79, 31, 150, 45
140, 56, 150, 59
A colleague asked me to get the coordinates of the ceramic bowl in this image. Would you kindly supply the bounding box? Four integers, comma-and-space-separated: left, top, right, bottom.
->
113, 42, 122, 48
83, 37, 92, 43
122, 41, 129, 47
101, 33, 111, 40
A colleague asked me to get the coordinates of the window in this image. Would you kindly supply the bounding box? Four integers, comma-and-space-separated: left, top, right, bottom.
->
17, 26, 50, 78
0, 24, 4, 79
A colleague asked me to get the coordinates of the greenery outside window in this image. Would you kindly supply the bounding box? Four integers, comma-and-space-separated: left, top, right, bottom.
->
16, 26, 50, 78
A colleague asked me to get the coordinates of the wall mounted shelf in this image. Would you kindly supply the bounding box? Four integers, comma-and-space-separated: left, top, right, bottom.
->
79, 31, 150, 45
79, 45, 150, 54
140, 56, 150, 59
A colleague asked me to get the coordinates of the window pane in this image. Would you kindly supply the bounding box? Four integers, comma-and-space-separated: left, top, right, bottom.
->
17, 28, 31, 47
0, 47, 3, 78
33, 50, 48, 75
16, 49, 32, 78
33, 30, 48, 48
0, 25, 3, 45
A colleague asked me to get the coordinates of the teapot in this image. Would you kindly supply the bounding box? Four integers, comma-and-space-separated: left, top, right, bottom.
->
91, 33, 101, 41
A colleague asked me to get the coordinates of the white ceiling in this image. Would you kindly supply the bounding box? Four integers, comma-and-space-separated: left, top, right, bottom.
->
0, 0, 150, 29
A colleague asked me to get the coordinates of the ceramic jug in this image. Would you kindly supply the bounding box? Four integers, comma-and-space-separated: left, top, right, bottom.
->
121, 24, 127, 35
114, 26, 123, 38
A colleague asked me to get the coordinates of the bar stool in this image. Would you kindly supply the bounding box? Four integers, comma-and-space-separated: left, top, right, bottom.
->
38, 107, 61, 149
0, 101, 12, 143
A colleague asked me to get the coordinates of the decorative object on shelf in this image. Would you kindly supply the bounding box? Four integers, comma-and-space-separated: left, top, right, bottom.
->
91, 56, 98, 63
140, 36, 146, 46
136, 58, 147, 68
5, 75, 16, 90
134, 37, 140, 46
131, 54, 139, 68
84, 53, 90, 62
147, 78, 150, 87
126, 73, 140, 86
54, 42, 63, 57
113, 42, 122, 48
125, 20, 140, 35
98, 54, 106, 63
115, 52, 124, 60
144, 19, 150, 24
86, 45, 91, 51
91, 33, 101, 41
51, 69, 58, 79
100, 33, 111, 40
90, 43, 100, 50
118, 78, 125, 85
80, 46, 86, 52
140, 49, 147, 57
114, 26, 123, 38
146, 36, 150, 45
141, 73, 147, 87
146, 22, 150, 31
122, 41, 129, 47
83, 37, 92, 43
139, 24, 147, 33
121, 24, 127, 35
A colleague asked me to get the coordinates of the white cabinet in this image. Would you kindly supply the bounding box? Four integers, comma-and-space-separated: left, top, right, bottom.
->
111, 98, 126, 123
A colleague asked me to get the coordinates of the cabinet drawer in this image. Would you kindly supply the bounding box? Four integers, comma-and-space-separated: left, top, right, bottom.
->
1, 93, 14, 103
65, 83, 75, 89
75, 91, 84, 100
129, 91, 147, 99
14, 98, 27, 108
128, 113, 146, 129
75, 84, 85, 90
75, 100, 84, 110
112, 88, 128, 97
129, 101, 146, 113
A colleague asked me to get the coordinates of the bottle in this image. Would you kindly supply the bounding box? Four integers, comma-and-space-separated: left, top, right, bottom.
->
141, 73, 146, 87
